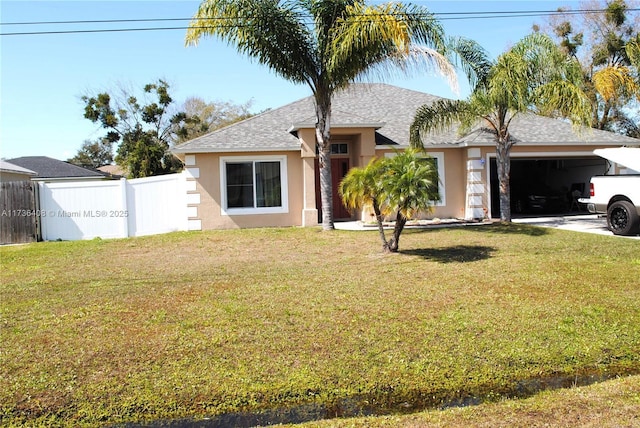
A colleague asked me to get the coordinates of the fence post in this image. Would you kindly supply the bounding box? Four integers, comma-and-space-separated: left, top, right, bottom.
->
34, 182, 42, 241
180, 171, 189, 232
119, 178, 129, 238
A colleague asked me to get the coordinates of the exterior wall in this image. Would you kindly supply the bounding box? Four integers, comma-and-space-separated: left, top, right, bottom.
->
375, 146, 465, 220
298, 128, 318, 226
465, 147, 488, 219
182, 135, 627, 229
0, 172, 32, 182
298, 126, 379, 224
184, 151, 304, 230
343, 128, 377, 166
436, 148, 465, 218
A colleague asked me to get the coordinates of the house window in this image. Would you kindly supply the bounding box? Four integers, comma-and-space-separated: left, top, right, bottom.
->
316, 143, 349, 155
220, 156, 288, 215
331, 143, 348, 154
420, 157, 440, 201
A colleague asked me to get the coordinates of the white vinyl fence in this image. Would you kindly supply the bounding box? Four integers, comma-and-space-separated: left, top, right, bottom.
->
38, 172, 188, 241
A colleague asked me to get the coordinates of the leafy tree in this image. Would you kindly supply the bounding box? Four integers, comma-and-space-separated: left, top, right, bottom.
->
186, 0, 460, 230
410, 33, 591, 222
173, 97, 255, 143
339, 149, 439, 252
82, 80, 190, 178
67, 138, 114, 169
541, 0, 639, 136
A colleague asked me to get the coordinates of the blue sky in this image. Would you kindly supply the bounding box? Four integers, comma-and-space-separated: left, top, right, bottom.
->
1, 0, 578, 161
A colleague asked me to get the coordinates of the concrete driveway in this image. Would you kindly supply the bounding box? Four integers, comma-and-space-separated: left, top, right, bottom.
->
513, 214, 640, 240
336, 214, 640, 239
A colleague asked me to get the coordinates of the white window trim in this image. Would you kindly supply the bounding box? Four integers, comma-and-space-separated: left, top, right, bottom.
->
385, 151, 446, 206
220, 155, 289, 215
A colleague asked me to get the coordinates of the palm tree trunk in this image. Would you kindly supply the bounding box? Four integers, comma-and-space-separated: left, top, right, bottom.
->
315, 92, 334, 231
387, 212, 407, 253
598, 102, 612, 130
496, 139, 512, 222
372, 199, 389, 251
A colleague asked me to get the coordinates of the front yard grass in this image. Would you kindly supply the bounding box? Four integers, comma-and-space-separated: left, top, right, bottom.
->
1, 224, 639, 426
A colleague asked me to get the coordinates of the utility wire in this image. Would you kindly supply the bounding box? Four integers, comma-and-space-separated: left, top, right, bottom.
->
2, 8, 632, 26
1, 8, 638, 36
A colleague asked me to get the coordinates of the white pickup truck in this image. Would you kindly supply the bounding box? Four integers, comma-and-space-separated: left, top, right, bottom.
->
579, 147, 640, 236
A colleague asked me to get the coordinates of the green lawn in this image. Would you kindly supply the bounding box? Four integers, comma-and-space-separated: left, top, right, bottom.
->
1, 224, 639, 426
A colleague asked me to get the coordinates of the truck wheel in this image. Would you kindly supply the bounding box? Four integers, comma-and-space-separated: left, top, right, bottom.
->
607, 200, 640, 236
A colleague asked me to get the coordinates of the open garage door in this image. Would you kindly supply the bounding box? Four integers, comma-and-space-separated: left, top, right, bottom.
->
490, 156, 608, 218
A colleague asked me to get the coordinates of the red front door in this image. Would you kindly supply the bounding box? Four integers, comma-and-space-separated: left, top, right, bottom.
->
315, 157, 351, 221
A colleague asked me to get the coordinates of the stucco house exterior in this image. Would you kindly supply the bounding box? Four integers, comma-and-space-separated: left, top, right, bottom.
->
172, 83, 639, 230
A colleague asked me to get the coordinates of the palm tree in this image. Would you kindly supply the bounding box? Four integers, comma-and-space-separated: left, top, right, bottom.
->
339, 149, 439, 252
629, 35, 640, 66
410, 33, 592, 222
339, 157, 387, 249
185, 0, 457, 230
625, 34, 640, 85
381, 149, 440, 251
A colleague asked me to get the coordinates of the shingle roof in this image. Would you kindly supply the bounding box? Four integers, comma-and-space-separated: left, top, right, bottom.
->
97, 164, 127, 178
6, 156, 107, 179
173, 83, 639, 153
433, 113, 640, 146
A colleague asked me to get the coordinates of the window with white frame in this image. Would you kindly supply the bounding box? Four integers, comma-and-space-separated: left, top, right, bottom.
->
220, 155, 288, 215
385, 151, 446, 206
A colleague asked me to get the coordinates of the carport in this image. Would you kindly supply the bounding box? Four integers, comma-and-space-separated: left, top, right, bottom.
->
489, 154, 609, 218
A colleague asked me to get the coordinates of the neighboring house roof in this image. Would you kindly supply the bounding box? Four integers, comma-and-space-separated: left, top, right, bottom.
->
0, 160, 37, 176
97, 164, 126, 178
6, 156, 107, 180
173, 83, 639, 153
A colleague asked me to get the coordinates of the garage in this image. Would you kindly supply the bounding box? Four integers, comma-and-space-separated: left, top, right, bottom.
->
489, 155, 609, 218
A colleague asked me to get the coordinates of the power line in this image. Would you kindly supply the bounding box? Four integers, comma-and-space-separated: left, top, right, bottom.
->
1, 17, 192, 26
1, 7, 630, 26
1, 8, 638, 37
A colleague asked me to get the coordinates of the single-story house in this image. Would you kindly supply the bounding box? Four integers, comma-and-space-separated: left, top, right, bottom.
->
172, 83, 639, 230
0, 160, 37, 182
5, 156, 110, 182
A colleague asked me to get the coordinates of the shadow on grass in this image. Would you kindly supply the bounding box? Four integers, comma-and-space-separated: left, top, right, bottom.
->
475, 222, 550, 236
123, 369, 640, 428
398, 222, 549, 237
402, 245, 496, 263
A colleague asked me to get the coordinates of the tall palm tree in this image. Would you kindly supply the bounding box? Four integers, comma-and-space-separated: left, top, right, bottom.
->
339, 149, 439, 252
186, 0, 457, 230
410, 33, 592, 222
626, 34, 640, 85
